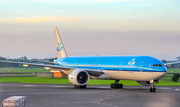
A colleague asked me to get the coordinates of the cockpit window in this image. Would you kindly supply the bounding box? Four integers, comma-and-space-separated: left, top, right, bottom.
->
153, 64, 164, 67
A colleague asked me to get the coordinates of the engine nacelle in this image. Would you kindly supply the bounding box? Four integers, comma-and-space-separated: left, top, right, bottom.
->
68, 69, 89, 86
137, 81, 151, 86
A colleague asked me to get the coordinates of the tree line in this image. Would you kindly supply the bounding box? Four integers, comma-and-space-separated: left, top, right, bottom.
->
162, 59, 180, 68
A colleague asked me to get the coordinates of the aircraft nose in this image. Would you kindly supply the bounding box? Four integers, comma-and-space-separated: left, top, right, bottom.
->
163, 66, 167, 72
153, 71, 166, 80
159, 67, 167, 77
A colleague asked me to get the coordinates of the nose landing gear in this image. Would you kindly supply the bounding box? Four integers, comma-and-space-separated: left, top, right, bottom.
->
150, 80, 156, 92
150, 87, 156, 92
110, 80, 123, 89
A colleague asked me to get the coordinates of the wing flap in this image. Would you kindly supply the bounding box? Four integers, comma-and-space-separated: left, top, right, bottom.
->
85, 69, 105, 77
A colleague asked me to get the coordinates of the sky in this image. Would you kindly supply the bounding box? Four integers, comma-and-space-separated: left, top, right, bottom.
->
0, 0, 180, 60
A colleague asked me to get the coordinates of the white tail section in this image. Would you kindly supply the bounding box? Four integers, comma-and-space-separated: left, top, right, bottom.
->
54, 27, 67, 59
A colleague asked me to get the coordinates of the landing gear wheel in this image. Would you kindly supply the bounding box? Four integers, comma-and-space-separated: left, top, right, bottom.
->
150, 88, 156, 92
110, 80, 123, 89
110, 84, 114, 88
150, 88, 152, 92
80, 85, 86, 88
114, 84, 118, 89
74, 85, 86, 89
149, 80, 156, 92
118, 84, 123, 89
74, 85, 79, 88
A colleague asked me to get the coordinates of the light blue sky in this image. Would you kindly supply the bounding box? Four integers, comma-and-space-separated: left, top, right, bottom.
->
0, 0, 180, 60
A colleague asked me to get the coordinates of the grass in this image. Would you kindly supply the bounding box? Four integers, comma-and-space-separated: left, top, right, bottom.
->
0, 67, 180, 86
167, 68, 180, 73
161, 77, 172, 79
161, 68, 180, 80
0, 77, 70, 84
0, 77, 180, 86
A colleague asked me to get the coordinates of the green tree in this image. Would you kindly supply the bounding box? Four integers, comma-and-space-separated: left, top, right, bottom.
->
172, 74, 180, 82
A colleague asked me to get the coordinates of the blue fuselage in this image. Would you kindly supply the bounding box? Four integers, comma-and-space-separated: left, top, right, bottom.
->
55, 56, 167, 73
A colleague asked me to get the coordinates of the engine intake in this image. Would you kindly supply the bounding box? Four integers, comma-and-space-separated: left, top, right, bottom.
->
68, 69, 89, 85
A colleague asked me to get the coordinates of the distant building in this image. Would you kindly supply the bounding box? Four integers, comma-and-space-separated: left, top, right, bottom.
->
166, 64, 171, 68
177, 56, 180, 61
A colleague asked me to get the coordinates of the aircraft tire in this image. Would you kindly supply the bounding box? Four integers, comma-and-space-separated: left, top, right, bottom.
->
150, 88, 152, 92
111, 84, 123, 89
74, 85, 86, 89
150, 88, 156, 92
80, 85, 86, 88
118, 84, 123, 89
111, 84, 114, 88
74, 85, 79, 88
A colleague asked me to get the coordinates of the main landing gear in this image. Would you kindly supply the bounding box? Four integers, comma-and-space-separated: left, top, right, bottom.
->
150, 80, 156, 92
110, 80, 123, 89
74, 85, 86, 89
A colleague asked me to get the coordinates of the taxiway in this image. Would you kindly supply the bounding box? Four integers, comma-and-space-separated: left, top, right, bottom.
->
0, 83, 180, 107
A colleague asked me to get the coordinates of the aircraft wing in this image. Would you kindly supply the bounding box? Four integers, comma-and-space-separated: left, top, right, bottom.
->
0, 60, 71, 70
164, 61, 180, 66
0, 60, 104, 77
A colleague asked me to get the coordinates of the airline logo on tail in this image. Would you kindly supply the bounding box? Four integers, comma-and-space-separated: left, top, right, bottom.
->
57, 42, 63, 51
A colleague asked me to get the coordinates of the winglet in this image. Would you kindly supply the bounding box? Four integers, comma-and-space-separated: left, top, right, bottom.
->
54, 27, 67, 59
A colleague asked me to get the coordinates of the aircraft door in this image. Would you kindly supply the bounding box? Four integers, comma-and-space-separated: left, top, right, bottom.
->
94, 61, 97, 70
139, 62, 144, 71
74, 61, 78, 67
119, 61, 123, 71
94, 61, 102, 70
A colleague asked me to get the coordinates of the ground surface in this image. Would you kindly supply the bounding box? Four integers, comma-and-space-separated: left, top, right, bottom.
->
0, 83, 180, 107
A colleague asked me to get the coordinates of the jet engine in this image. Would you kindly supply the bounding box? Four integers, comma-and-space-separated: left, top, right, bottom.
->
137, 81, 151, 86
68, 69, 90, 86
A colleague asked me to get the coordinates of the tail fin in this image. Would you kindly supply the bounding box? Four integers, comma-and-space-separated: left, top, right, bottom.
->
54, 27, 67, 59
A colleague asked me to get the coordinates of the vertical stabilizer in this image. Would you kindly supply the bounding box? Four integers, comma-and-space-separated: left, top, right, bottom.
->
54, 27, 67, 58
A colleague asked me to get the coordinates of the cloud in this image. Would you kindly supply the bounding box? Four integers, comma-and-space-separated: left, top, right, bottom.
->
32, 0, 145, 5
0, 19, 4, 22
0, 0, 140, 4
34, 0, 129, 3
0, 16, 179, 32
0, 17, 84, 23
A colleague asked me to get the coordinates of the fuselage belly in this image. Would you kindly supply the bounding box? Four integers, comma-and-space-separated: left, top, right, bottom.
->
103, 70, 166, 81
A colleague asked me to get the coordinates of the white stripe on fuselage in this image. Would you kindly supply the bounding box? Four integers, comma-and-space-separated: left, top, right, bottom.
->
97, 70, 166, 81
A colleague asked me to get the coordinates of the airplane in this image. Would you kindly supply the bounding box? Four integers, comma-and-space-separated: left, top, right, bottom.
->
1, 27, 180, 92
